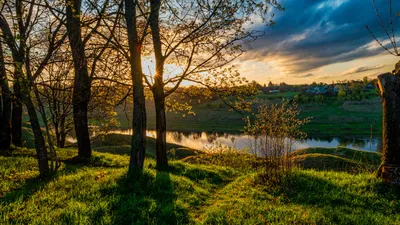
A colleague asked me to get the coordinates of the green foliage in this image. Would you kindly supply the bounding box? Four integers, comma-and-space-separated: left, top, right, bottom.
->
338, 90, 346, 101
245, 101, 310, 186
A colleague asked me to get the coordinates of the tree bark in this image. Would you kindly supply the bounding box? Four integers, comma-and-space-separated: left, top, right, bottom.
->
154, 92, 168, 168
11, 82, 23, 147
130, 81, 147, 170
56, 129, 66, 148
150, 0, 168, 168
125, 0, 147, 171
21, 83, 50, 176
0, 39, 12, 151
16, 63, 50, 177
65, 0, 92, 160
56, 117, 68, 148
377, 73, 400, 184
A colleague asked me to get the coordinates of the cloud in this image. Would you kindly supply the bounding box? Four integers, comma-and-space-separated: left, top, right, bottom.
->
292, 73, 314, 78
242, 0, 400, 74
341, 65, 385, 75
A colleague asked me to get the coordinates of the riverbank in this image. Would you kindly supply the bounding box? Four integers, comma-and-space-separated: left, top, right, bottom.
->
117, 96, 382, 135
1, 142, 399, 224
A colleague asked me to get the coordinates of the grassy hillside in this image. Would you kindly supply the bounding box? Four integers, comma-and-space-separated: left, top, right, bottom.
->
1, 144, 399, 224
116, 94, 382, 135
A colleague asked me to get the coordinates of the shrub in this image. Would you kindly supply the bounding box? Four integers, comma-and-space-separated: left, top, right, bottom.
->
245, 101, 310, 186
338, 90, 346, 101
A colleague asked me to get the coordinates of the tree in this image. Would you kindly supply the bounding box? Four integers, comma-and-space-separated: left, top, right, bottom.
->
268, 81, 274, 87
376, 73, 400, 183
0, 0, 50, 176
363, 76, 369, 86
64, 0, 93, 159
124, 0, 148, 171
63, 0, 119, 160
37, 58, 74, 148
0, 37, 12, 151
349, 82, 363, 94
367, 0, 400, 183
145, 0, 282, 168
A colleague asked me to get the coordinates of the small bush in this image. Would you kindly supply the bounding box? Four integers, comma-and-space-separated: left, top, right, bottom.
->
245, 100, 310, 186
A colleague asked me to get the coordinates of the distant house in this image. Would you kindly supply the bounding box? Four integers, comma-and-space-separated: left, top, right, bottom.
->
362, 83, 376, 92
269, 90, 280, 93
366, 84, 375, 89
305, 85, 338, 96
306, 86, 327, 95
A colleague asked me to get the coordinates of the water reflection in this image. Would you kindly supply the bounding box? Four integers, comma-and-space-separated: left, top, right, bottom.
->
143, 131, 382, 153
68, 128, 381, 153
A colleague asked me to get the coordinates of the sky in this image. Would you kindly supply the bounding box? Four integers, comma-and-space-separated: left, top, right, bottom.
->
237, 0, 400, 85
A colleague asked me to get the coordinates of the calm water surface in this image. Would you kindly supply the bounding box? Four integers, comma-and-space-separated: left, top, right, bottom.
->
109, 129, 382, 153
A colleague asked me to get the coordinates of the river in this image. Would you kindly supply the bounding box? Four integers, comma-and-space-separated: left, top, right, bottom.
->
104, 129, 382, 153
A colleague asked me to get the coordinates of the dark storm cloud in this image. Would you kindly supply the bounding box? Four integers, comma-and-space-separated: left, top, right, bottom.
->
245, 0, 400, 74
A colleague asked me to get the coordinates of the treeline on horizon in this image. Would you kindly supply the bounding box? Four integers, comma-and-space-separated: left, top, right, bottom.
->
252, 76, 378, 91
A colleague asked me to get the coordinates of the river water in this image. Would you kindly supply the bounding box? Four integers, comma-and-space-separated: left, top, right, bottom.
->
105, 129, 382, 153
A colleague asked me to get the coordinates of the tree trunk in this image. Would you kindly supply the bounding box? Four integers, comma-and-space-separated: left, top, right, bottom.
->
60, 132, 66, 148
22, 89, 50, 176
58, 117, 67, 148
377, 73, 400, 184
16, 64, 50, 176
72, 93, 91, 159
11, 82, 23, 147
154, 92, 168, 168
149, 0, 168, 169
55, 125, 66, 148
129, 82, 147, 170
65, 0, 92, 160
125, 0, 147, 172
0, 40, 12, 151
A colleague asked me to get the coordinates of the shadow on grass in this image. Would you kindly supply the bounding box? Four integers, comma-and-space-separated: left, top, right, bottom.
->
0, 148, 37, 158
273, 172, 400, 224
0, 163, 86, 205
99, 169, 190, 225
91, 133, 199, 160
290, 147, 382, 174
165, 162, 226, 186
93, 144, 199, 161
61, 155, 127, 168
1, 152, 127, 205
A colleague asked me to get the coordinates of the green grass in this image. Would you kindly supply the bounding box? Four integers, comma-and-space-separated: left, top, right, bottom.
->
298, 98, 382, 135
1, 146, 399, 224
201, 170, 400, 225
0, 148, 236, 224
257, 91, 298, 99
290, 147, 382, 173
116, 95, 382, 135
